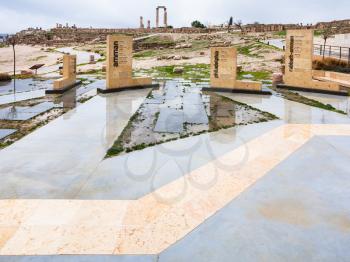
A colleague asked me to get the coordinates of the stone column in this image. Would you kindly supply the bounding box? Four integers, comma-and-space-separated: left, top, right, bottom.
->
156, 8, 159, 28
147, 20, 151, 29
164, 9, 168, 27
140, 16, 144, 29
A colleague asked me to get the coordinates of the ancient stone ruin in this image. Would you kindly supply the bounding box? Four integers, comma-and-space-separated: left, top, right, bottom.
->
156, 6, 168, 28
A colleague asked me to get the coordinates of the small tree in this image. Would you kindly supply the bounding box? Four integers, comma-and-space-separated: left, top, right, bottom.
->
227, 17, 233, 33
321, 25, 334, 60
191, 20, 206, 29
234, 20, 244, 34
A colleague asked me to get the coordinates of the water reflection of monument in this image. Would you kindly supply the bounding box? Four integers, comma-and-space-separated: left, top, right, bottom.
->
105, 93, 136, 148
61, 88, 77, 110
283, 95, 312, 138
53, 87, 77, 120
208, 94, 236, 130
283, 97, 312, 124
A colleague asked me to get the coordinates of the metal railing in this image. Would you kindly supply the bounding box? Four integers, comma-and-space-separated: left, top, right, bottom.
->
314, 44, 350, 64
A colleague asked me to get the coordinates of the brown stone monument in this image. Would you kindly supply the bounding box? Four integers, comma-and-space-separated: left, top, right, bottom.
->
98, 35, 157, 93
46, 54, 80, 94
277, 29, 347, 95
205, 47, 270, 94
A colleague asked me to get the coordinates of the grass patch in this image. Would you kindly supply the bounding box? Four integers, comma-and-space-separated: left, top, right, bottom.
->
274, 31, 286, 37
138, 64, 272, 84
134, 50, 158, 58
236, 42, 272, 58
12, 74, 35, 80
238, 71, 271, 81
140, 64, 210, 81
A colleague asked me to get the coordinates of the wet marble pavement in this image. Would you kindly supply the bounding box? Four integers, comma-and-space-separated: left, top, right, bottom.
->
0, 129, 16, 140
0, 83, 350, 261
0, 102, 58, 121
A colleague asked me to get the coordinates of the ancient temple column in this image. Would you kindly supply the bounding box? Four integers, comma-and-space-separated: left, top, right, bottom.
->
156, 8, 159, 28
164, 9, 168, 27
140, 16, 144, 29
147, 20, 151, 29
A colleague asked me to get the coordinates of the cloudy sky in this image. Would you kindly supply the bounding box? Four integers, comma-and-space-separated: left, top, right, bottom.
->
0, 0, 349, 33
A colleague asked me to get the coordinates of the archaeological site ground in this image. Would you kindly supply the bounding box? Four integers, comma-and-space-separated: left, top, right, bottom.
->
1, 2, 350, 261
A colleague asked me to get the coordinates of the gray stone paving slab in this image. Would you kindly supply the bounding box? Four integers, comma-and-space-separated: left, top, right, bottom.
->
154, 108, 184, 133
0, 129, 17, 140
144, 98, 164, 105
183, 93, 203, 105
0, 102, 56, 121
183, 104, 208, 124
162, 96, 182, 109
165, 82, 183, 100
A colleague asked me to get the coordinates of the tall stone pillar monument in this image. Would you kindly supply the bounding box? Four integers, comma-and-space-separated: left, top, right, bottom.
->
156, 8, 159, 28
164, 9, 168, 27
97, 35, 158, 93
140, 16, 144, 29
203, 47, 270, 94
277, 29, 344, 95
46, 54, 80, 94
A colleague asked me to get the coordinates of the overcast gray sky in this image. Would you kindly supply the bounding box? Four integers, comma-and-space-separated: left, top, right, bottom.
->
0, 0, 349, 33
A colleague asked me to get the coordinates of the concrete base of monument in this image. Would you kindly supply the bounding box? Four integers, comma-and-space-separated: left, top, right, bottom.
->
203, 86, 272, 95
97, 84, 160, 94
276, 84, 349, 96
45, 81, 82, 95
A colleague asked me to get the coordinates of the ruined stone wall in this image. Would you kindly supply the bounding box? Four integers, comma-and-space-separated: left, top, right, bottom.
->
15, 27, 222, 46
243, 20, 350, 34
243, 24, 302, 33
315, 20, 350, 34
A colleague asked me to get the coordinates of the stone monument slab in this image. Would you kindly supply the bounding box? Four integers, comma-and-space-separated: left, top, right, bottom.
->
98, 35, 158, 93
46, 54, 81, 94
278, 29, 347, 96
204, 47, 271, 95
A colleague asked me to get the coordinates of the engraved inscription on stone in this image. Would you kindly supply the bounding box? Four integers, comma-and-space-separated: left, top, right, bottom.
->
289, 36, 294, 72
214, 51, 219, 78
70, 57, 76, 74
113, 41, 119, 67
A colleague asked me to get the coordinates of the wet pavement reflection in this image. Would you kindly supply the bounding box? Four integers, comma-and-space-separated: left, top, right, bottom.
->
0, 78, 350, 199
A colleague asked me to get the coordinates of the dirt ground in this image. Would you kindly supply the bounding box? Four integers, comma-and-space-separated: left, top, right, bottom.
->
1, 32, 348, 77
0, 45, 61, 74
